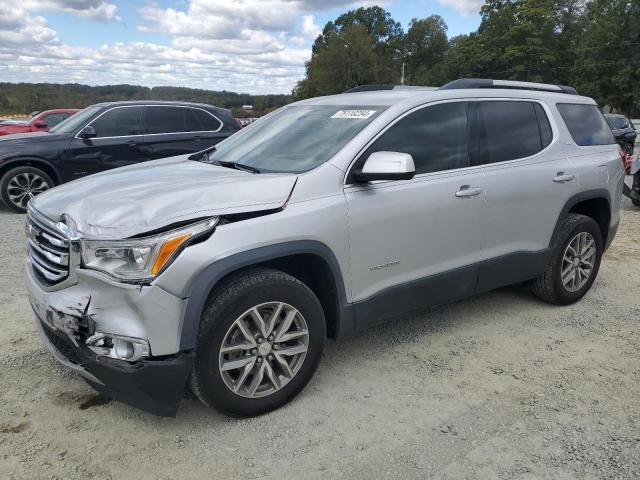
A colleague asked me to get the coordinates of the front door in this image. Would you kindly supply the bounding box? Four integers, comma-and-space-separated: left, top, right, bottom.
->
64, 105, 146, 180
344, 101, 486, 329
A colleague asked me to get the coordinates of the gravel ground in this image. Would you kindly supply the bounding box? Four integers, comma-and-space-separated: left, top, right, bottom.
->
1, 198, 639, 480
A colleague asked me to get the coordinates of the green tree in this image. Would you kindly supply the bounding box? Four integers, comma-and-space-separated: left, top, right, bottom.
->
302, 24, 379, 97
403, 15, 449, 85
574, 0, 640, 116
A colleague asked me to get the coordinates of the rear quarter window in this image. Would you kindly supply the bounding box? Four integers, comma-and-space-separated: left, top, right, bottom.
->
557, 104, 616, 146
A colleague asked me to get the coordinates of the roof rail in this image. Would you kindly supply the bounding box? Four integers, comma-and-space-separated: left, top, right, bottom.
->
344, 84, 437, 93
439, 78, 578, 95
344, 85, 395, 93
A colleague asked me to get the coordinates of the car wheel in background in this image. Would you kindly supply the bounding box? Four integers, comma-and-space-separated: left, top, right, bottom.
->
0, 166, 53, 213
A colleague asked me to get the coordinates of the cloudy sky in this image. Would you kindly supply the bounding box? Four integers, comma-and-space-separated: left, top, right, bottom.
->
0, 0, 483, 94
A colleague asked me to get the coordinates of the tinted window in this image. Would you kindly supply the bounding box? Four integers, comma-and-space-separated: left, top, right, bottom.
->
606, 115, 628, 130
557, 104, 616, 146
186, 108, 222, 132
363, 102, 469, 175
41, 113, 68, 127
534, 103, 553, 149
89, 107, 143, 137
146, 106, 186, 134
470, 101, 543, 165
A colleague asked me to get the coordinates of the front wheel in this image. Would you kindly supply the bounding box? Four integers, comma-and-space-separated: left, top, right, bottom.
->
531, 214, 603, 305
190, 268, 326, 416
0, 166, 53, 213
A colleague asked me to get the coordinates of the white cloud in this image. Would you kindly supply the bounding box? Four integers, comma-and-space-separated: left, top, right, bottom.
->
0, 0, 390, 94
20, 0, 119, 21
301, 15, 321, 38
438, 0, 483, 16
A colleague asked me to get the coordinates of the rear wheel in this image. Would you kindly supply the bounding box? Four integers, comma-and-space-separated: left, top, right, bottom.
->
531, 214, 603, 305
190, 268, 326, 416
0, 166, 53, 213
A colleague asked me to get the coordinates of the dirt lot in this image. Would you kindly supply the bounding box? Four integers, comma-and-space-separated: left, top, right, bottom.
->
1, 199, 639, 480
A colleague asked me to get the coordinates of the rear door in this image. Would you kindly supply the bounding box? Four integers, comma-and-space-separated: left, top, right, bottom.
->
143, 106, 227, 160
65, 106, 147, 177
470, 99, 579, 291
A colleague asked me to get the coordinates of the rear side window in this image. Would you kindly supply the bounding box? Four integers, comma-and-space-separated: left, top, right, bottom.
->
363, 102, 469, 175
186, 108, 222, 132
89, 107, 144, 137
557, 104, 616, 146
146, 106, 186, 134
470, 101, 545, 165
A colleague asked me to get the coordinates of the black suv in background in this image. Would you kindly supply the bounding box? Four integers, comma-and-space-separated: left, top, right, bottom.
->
0, 101, 240, 212
605, 113, 637, 153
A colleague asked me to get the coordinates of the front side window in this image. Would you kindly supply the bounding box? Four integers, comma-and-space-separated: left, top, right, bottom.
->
557, 104, 616, 146
41, 113, 67, 128
206, 105, 385, 173
89, 107, 144, 137
470, 101, 545, 165
362, 102, 469, 175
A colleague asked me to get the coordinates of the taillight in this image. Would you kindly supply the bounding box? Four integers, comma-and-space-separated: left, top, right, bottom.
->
619, 148, 631, 174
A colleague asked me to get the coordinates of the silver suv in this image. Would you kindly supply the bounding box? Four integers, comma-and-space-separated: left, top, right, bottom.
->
25, 79, 623, 416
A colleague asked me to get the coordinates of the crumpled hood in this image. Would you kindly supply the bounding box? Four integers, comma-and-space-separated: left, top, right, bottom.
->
32, 155, 297, 239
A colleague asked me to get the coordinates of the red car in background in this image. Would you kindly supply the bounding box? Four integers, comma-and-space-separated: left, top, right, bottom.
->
0, 109, 80, 136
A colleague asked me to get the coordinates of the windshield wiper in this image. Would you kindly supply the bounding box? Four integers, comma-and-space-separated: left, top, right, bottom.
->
213, 160, 261, 174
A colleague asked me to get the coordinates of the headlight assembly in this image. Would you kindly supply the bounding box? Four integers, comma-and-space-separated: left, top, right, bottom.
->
80, 217, 218, 282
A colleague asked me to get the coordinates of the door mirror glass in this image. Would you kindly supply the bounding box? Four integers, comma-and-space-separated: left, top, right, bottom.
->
354, 151, 416, 182
78, 125, 97, 139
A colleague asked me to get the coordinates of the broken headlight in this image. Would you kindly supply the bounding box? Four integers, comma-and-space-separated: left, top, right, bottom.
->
80, 217, 218, 281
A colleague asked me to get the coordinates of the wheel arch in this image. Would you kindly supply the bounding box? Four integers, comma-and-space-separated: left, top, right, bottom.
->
551, 189, 612, 249
179, 241, 355, 351
0, 157, 61, 186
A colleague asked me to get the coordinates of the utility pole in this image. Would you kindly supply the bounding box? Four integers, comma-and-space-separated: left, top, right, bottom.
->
400, 62, 405, 86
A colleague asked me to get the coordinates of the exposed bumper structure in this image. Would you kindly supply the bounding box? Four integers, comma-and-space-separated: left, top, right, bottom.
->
27, 261, 193, 416
35, 315, 193, 416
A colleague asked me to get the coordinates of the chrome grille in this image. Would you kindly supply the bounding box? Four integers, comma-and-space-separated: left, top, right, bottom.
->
26, 211, 70, 286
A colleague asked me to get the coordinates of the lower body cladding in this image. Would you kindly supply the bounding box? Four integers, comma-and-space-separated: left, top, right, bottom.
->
26, 264, 192, 417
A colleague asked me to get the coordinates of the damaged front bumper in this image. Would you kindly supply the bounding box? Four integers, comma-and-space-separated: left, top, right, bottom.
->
27, 263, 193, 417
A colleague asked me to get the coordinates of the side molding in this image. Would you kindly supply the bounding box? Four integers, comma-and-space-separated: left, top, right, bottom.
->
179, 240, 354, 350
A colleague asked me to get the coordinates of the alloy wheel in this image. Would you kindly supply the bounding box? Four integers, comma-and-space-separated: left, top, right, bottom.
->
7, 172, 50, 210
561, 232, 596, 292
218, 302, 309, 398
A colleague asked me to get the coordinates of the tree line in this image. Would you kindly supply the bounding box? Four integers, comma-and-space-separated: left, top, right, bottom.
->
295, 0, 640, 117
0, 83, 292, 118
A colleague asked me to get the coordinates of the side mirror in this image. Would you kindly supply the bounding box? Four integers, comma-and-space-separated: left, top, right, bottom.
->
78, 125, 97, 139
353, 151, 416, 182
33, 121, 47, 128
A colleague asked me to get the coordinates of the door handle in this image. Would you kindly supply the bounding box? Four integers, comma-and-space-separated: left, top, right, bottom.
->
193, 135, 201, 141
553, 172, 575, 183
455, 186, 483, 198
127, 140, 137, 147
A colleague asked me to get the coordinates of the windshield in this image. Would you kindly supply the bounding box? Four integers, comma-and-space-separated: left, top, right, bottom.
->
50, 105, 102, 134
206, 105, 385, 173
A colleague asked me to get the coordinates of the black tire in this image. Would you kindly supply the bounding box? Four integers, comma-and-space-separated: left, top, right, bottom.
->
531, 214, 603, 305
190, 268, 326, 416
0, 166, 53, 213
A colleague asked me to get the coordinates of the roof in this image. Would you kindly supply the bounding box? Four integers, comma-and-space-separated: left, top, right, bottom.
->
91, 100, 229, 112
294, 87, 596, 110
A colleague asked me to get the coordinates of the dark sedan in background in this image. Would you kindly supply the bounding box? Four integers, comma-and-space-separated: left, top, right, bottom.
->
605, 113, 637, 153
0, 101, 240, 212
